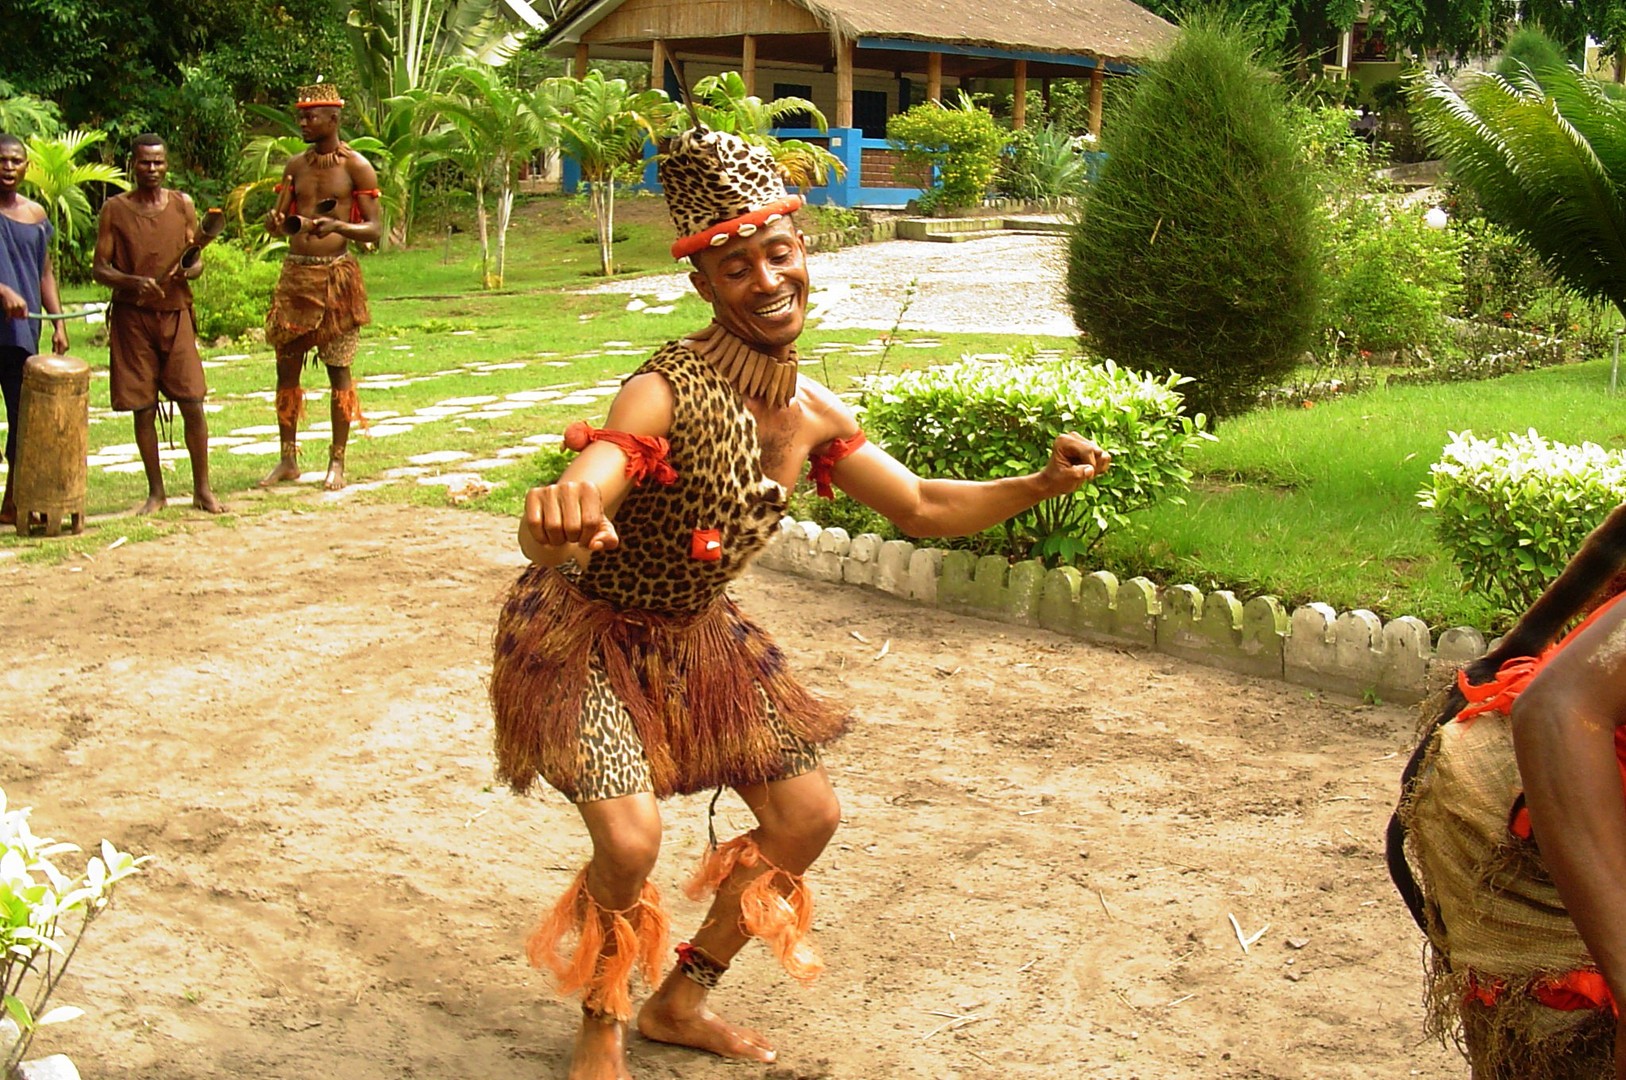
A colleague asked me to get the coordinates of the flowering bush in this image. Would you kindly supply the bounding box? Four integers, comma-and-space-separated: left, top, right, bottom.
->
2, 787, 147, 1073
1420, 430, 1626, 614
887, 93, 1010, 213
858, 356, 1213, 564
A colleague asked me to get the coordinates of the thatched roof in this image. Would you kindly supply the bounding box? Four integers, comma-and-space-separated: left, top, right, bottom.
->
544, 0, 1175, 65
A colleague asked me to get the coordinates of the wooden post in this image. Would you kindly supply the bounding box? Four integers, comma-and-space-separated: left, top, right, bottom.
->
651, 39, 667, 92
835, 36, 854, 128
742, 34, 757, 96
927, 52, 942, 102
574, 42, 590, 79
1012, 59, 1028, 129
1089, 66, 1105, 137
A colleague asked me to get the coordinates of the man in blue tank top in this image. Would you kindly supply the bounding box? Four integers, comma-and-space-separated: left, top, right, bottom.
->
0, 132, 68, 526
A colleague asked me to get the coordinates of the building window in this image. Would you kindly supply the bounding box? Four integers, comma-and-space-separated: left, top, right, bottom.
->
773, 82, 815, 129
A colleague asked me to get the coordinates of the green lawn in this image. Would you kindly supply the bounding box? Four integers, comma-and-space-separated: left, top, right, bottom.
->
21, 195, 1626, 634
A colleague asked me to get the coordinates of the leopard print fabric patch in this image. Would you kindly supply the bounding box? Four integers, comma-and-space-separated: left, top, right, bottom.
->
659, 128, 790, 240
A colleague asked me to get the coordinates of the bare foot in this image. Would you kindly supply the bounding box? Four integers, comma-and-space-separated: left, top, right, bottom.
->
258, 458, 300, 488
193, 487, 224, 514
322, 457, 346, 492
569, 1013, 634, 1080
135, 494, 167, 516
0, 501, 14, 527
637, 988, 776, 1063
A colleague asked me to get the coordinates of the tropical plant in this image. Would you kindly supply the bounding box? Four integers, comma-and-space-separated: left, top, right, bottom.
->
1410, 62, 1626, 323
2, 786, 147, 1075
1066, 17, 1321, 422
690, 72, 845, 188
999, 122, 1092, 201
887, 92, 1010, 212
19, 130, 130, 273
431, 59, 555, 287
0, 80, 61, 141
547, 70, 677, 276
346, 0, 522, 136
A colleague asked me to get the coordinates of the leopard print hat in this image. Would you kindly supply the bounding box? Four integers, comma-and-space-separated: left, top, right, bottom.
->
660, 127, 804, 259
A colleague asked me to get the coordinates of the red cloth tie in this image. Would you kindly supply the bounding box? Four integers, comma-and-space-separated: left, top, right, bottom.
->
563, 420, 678, 486
807, 431, 867, 499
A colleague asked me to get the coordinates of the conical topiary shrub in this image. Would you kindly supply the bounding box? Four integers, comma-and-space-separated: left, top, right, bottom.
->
1066, 17, 1321, 421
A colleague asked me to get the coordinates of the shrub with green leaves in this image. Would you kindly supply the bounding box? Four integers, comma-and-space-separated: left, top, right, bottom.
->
859, 356, 1213, 564
2, 787, 146, 1074
1420, 429, 1626, 615
1066, 17, 1321, 421
191, 240, 283, 342
887, 93, 1010, 213
999, 122, 1091, 201
1323, 198, 1462, 356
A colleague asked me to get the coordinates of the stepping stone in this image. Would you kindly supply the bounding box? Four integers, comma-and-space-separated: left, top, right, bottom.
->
382, 466, 431, 478
971, 353, 1012, 361
102, 462, 147, 474
626, 299, 647, 311
506, 390, 563, 402
476, 362, 527, 371
359, 378, 415, 389
441, 395, 500, 406
486, 400, 530, 410
455, 427, 477, 434
213, 353, 251, 361
391, 345, 413, 351
604, 349, 645, 356
542, 361, 570, 367
473, 410, 515, 419
496, 445, 542, 458
580, 387, 619, 398
363, 424, 413, 437
99, 443, 140, 455
414, 406, 470, 418
450, 330, 475, 336
644, 305, 676, 315
523, 433, 564, 446
417, 471, 495, 487
87, 455, 135, 466
200, 360, 224, 369
229, 441, 285, 456
207, 436, 254, 447
320, 479, 395, 500
903, 342, 942, 349
554, 395, 599, 406
295, 470, 327, 483
407, 449, 473, 465
156, 448, 191, 461
535, 351, 561, 357
462, 458, 511, 471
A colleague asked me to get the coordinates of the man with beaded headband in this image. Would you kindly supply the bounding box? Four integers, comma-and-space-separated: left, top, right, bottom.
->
490, 123, 1113, 1080
258, 80, 381, 492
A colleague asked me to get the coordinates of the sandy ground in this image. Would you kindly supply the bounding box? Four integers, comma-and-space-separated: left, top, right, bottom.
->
1, 503, 1466, 1079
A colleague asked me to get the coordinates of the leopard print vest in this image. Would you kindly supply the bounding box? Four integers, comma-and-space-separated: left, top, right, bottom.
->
574, 340, 788, 615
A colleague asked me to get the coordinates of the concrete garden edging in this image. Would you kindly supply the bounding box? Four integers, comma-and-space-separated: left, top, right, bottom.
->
756, 519, 1490, 704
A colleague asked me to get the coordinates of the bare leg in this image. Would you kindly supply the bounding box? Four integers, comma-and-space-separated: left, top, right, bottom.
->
0, 471, 13, 527
638, 766, 840, 1061
132, 406, 167, 514
177, 400, 222, 512
566, 794, 662, 1080
258, 348, 304, 487
324, 363, 352, 491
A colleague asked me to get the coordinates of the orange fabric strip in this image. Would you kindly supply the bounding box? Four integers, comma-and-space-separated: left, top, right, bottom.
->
562, 420, 678, 486
807, 431, 867, 499
670, 195, 805, 259
349, 190, 380, 224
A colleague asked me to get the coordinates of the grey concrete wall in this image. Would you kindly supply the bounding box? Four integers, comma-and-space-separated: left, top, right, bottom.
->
756, 519, 1490, 704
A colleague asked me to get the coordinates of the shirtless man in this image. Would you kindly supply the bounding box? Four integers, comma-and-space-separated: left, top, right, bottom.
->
0, 132, 67, 526
491, 125, 1112, 1080
258, 82, 380, 492
93, 133, 222, 515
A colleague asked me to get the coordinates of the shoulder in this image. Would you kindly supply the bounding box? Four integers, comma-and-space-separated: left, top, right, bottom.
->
344, 149, 379, 183
175, 191, 196, 211
797, 375, 861, 441
605, 370, 676, 436
99, 191, 129, 216
17, 196, 48, 224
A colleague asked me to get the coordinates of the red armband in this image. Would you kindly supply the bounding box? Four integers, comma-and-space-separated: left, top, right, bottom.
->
563, 420, 678, 486
350, 189, 382, 224
807, 430, 867, 499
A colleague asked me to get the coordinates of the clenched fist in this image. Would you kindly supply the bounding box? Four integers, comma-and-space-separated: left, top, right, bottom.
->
523, 480, 621, 553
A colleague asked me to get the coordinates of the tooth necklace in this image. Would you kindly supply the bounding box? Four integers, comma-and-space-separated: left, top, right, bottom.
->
683, 322, 799, 409
306, 142, 351, 171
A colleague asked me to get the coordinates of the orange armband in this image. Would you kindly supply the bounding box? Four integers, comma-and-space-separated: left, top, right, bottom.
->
807, 431, 867, 499
563, 420, 678, 486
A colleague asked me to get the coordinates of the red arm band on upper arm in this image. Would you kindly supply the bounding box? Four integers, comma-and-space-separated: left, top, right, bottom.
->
563, 420, 678, 486
350, 189, 382, 224
807, 430, 867, 499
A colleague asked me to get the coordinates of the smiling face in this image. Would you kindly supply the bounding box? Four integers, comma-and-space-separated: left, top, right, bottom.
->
132, 143, 167, 192
687, 217, 810, 357
0, 139, 27, 196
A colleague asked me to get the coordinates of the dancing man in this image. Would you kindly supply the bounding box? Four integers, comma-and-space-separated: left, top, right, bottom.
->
259, 81, 379, 492
93, 132, 222, 515
0, 132, 67, 526
490, 125, 1113, 1080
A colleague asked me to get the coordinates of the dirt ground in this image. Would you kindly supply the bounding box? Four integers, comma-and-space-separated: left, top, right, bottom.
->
1, 503, 1466, 1079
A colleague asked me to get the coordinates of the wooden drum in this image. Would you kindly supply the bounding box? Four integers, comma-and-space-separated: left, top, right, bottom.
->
13, 353, 90, 537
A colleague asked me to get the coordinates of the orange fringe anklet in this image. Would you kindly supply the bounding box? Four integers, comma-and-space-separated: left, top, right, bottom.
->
525, 868, 670, 1021
275, 386, 306, 428
685, 834, 824, 985
333, 387, 368, 430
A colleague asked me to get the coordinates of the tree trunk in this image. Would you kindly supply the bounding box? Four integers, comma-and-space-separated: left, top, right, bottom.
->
475, 175, 491, 288
594, 178, 616, 277
495, 161, 514, 289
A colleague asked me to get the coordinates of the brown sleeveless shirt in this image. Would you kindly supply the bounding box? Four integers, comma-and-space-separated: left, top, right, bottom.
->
100, 191, 195, 310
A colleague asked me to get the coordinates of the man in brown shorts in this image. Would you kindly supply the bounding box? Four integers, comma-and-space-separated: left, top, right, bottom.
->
258, 81, 380, 492
93, 133, 222, 515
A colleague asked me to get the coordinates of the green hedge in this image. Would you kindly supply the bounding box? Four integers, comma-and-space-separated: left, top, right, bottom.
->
859, 356, 1212, 564
1420, 429, 1626, 615
191, 241, 282, 343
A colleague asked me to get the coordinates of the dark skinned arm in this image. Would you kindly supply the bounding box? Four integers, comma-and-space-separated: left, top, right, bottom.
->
518, 372, 675, 566
1511, 599, 1626, 1078
307, 156, 383, 247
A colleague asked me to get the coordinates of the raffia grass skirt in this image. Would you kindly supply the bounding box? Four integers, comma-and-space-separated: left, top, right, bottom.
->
1402, 700, 1614, 1079
490, 564, 849, 800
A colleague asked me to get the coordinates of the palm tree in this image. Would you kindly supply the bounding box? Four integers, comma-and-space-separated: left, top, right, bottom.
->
20, 129, 129, 265
346, 0, 522, 137
546, 70, 678, 276
690, 71, 845, 189
431, 59, 554, 287
1410, 62, 1626, 319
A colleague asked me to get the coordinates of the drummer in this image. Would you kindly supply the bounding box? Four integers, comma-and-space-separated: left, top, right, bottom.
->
0, 131, 68, 527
